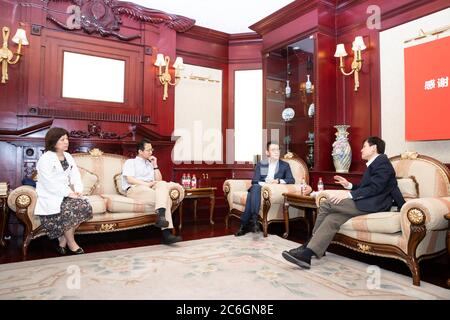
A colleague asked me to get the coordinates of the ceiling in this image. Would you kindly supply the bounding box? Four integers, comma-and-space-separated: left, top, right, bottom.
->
131, 0, 295, 34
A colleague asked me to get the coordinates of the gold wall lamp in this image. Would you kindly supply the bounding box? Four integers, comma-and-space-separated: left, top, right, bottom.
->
154, 53, 184, 100
0, 23, 29, 84
334, 36, 366, 91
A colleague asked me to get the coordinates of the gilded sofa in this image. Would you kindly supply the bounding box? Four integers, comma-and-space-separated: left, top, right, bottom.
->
315, 152, 450, 286
223, 153, 310, 237
7, 148, 185, 256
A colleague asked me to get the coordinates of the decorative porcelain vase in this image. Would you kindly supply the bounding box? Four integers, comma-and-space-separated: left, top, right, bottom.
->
332, 125, 352, 173
305, 75, 312, 93
285, 80, 291, 98
307, 103, 315, 118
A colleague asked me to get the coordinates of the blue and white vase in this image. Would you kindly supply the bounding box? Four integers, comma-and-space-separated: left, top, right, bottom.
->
332, 125, 352, 173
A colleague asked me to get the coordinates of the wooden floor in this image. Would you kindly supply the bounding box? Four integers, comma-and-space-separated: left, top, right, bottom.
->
1, 210, 449, 289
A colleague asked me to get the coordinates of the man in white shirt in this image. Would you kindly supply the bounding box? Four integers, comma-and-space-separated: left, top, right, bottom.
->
122, 140, 182, 244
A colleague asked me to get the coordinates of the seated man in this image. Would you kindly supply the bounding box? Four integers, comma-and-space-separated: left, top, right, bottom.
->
122, 139, 182, 245
282, 136, 405, 269
235, 141, 304, 236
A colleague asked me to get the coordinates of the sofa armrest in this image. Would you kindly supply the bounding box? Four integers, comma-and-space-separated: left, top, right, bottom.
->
400, 197, 450, 232
262, 183, 313, 204
167, 182, 185, 203
7, 185, 38, 230
315, 190, 342, 207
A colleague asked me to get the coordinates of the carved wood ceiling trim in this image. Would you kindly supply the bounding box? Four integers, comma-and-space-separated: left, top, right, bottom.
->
40, 0, 195, 40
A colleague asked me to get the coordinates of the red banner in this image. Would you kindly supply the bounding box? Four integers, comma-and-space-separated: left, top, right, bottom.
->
404, 36, 450, 141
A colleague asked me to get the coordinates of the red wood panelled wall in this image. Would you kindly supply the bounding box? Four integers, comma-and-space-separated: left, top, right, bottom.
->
1, 0, 448, 198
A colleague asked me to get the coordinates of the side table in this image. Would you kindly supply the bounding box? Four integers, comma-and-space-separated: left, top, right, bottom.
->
179, 187, 217, 229
282, 192, 318, 239
0, 189, 10, 247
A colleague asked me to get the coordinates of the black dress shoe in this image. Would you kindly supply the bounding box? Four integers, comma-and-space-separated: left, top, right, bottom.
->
162, 233, 182, 245
155, 208, 170, 228
56, 246, 67, 255
234, 225, 249, 237
250, 220, 260, 233
282, 250, 311, 269
68, 247, 85, 255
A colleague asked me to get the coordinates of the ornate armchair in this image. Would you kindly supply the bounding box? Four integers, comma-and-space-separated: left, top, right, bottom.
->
223, 153, 310, 237
7, 149, 185, 257
315, 152, 450, 286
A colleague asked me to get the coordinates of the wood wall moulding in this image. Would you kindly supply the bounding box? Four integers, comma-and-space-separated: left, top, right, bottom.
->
249, 0, 335, 36
34, 28, 144, 115
44, 0, 195, 37
335, 0, 449, 35
179, 25, 229, 45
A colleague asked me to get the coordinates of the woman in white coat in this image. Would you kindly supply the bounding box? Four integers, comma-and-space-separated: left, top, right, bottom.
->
35, 127, 92, 255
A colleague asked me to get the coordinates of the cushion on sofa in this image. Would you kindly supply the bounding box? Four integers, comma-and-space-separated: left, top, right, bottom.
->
232, 191, 248, 206
101, 194, 154, 213
79, 167, 99, 195
397, 176, 419, 199
114, 173, 127, 196
85, 195, 106, 214
340, 211, 402, 234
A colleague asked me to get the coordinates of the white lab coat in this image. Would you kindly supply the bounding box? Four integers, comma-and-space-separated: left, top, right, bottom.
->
35, 151, 83, 216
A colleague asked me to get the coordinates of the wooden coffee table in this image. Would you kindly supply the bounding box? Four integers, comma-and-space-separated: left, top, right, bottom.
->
282, 192, 318, 239
179, 187, 217, 229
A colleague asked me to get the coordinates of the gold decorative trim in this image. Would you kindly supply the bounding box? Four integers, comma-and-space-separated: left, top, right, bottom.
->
89, 148, 104, 157
170, 189, 180, 200
16, 194, 31, 208
407, 208, 425, 225
357, 243, 371, 252
262, 189, 270, 200
223, 185, 230, 194
284, 152, 294, 159
400, 151, 418, 160
98, 223, 118, 231
318, 196, 327, 205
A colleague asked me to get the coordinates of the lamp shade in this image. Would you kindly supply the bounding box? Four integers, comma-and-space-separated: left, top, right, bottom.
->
334, 44, 347, 57
173, 57, 184, 70
352, 36, 366, 51
12, 28, 29, 45
154, 53, 166, 67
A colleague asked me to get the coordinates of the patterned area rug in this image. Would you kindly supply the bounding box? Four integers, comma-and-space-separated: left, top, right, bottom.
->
0, 234, 449, 300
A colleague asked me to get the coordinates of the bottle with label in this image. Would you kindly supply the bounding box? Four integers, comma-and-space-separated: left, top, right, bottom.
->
186, 174, 191, 189
305, 74, 312, 93
191, 174, 197, 189
317, 177, 324, 191
181, 174, 186, 188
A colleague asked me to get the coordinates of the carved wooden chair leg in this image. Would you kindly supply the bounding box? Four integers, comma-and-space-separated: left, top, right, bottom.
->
407, 257, 421, 286
225, 213, 230, 229
282, 202, 289, 239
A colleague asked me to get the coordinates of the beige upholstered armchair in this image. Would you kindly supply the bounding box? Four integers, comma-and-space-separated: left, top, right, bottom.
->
7, 149, 185, 256
224, 153, 310, 237
315, 152, 450, 286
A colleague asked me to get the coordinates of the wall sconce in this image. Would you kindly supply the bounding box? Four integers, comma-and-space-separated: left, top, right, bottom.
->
0, 23, 29, 84
334, 36, 366, 91
154, 53, 184, 100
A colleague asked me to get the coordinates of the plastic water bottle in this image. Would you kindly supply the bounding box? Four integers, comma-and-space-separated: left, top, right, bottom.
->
186, 174, 191, 189
191, 174, 197, 189
181, 174, 186, 188
318, 177, 324, 191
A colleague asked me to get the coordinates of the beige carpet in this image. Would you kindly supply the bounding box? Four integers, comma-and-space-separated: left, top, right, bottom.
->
0, 234, 449, 300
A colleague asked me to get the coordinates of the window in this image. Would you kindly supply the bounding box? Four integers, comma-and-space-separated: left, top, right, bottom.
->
234, 69, 263, 162
173, 64, 222, 163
